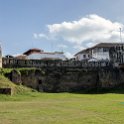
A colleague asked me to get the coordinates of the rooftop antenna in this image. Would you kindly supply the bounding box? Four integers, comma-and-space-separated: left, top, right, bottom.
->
120, 28, 123, 43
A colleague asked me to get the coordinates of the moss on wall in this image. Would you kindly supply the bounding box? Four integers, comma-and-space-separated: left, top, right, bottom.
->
2, 67, 124, 93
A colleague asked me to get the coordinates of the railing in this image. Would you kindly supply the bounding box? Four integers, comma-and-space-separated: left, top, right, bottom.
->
2, 58, 112, 68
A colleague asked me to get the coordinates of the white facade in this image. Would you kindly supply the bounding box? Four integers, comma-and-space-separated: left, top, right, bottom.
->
75, 45, 110, 61
75, 43, 124, 62
92, 48, 110, 60
76, 53, 90, 61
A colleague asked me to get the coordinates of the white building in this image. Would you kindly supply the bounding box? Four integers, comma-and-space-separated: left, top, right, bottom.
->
75, 43, 124, 61
75, 48, 91, 61
27, 52, 66, 60
91, 43, 111, 61
16, 48, 67, 60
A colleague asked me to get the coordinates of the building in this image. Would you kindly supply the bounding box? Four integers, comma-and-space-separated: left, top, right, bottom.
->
75, 43, 124, 63
91, 43, 119, 61
75, 48, 91, 61
15, 48, 67, 60
109, 45, 124, 66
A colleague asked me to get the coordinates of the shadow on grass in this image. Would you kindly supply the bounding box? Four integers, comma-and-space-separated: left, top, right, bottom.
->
43, 87, 124, 95
69, 87, 124, 94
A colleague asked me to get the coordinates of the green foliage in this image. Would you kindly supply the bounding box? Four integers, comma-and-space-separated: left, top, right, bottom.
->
17, 68, 36, 75
15, 69, 21, 75
16, 68, 44, 76
0, 69, 35, 95
0, 67, 43, 76
0, 68, 13, 75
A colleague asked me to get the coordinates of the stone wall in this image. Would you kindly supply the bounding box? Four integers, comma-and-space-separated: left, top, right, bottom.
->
43, 69, 98, 92
8, 67, 124, 92
19, 69, 44, 91
98, 68, 124, 88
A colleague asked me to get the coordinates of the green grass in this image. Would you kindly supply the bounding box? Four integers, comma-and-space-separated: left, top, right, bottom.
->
0, 92, 124, 124
0, 68, 43, 94
0, 72, 34, 95
0, 68, 124, 123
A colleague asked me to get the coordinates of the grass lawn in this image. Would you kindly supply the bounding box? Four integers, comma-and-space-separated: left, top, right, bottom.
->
0, 92, 124, 124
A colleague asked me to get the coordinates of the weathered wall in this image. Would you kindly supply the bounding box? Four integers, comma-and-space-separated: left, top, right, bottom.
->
98, 68, 124, 88
43, 69, 98, 92
20, 69, 45, 92
8, 68, 124, 92
11, 70, 22, 85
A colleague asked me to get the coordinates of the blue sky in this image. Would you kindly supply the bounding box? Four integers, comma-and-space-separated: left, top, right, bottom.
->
0, 0, 124, 57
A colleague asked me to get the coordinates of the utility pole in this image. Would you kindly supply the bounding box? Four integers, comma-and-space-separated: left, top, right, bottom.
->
120, 28, 122, 43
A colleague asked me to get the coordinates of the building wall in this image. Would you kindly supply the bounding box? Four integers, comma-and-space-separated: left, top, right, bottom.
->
76, 48, 110, 61
92, 51, 110, 60
75, 53, 90, 61
109, 45, 124, 65
92, 48, 110, 60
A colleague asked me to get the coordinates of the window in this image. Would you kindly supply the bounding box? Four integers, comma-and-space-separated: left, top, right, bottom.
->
83, 55, 86, 58
103, 48, 108, 52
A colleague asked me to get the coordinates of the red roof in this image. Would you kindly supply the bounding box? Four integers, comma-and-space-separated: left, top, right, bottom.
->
23, 48, 43, 55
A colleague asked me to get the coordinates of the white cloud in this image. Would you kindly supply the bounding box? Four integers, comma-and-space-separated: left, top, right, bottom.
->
73, 45, 85, 50
34, 14, 124, 50
33, 33, 38, 39
64, 52, 73, 59
57, 44, 68, 49
33, 33, 49, 39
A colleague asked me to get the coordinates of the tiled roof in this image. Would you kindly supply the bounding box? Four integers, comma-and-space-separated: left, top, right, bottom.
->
23, 48, 43, 55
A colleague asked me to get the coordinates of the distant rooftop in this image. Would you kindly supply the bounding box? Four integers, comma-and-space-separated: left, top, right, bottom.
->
92, 42, 124, 49
23, 48, 44, 55
75, 42, 124, 56
75, 48, 91, 56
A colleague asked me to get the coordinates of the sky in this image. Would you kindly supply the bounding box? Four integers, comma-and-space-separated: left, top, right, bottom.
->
1, 0, 124, 58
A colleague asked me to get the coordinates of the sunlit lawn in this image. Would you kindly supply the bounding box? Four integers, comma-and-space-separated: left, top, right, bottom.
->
0, 92, 124, 124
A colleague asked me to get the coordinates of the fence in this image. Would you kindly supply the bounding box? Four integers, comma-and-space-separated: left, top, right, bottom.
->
2, 58, 111, 68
